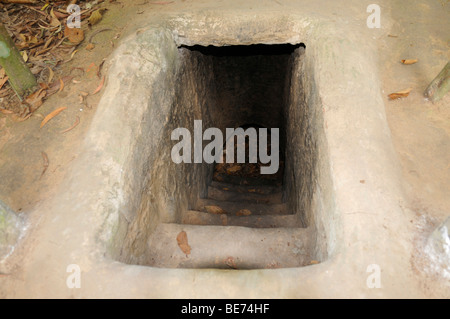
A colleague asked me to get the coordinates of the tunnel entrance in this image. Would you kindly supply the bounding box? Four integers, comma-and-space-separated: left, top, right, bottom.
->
115, 41, 324, 269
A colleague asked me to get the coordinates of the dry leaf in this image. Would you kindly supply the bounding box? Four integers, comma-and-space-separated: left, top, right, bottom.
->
43, 35, 54, 50
88, 9, 103, 26
64, 24, 84, 44
60, 116, 80, 134
0, 108, 14, 115
58, 78, 64, 93
401, 59, 418, 65
310, 260, 320, 265
24, 88, 47, 112
40, 151, 49, 178
39, 82, 49, 90
0, 76, 8, 90
47, 67, 54, 85
226, 164, 242, 174
92, 76, 105, 95
11, 113, 32, 122
220, 214, 228, 226
47, 76, 73, 96
224, 256, 237, 269
205, 205, 227, 214
236, 209, 252, 216
176, 231, 191, 255
40, 106, 67, 128
53, 10, 68, 20
70, 50, 78, 60
49, 8, 61, 27
21, 51, 28, 62
85, 43, 95, 51
388, 88, 412, 100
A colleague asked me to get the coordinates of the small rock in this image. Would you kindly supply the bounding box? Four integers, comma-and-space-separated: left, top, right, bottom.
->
424, 216, 450, 280
0, 200, 24, 260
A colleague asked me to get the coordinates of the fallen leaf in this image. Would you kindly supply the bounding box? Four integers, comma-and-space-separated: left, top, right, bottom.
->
176, 231, 191, 255
40, 106, 67, 128
92, 76, 105, 95
49, 8, 61, 27
11, 113, 32, 122
43, 35, 54, 50
236, 209, 252, 216
310, 260, 320, 265
24, 88, 47, 112
18, 34, 39, 48
47, 76, 73, 96
47, 67, 54, 85
220, 214, 227, 226
388, 88, 412, 100
40, 151, 49, 178
0, 76, 8, 90
70, 50, 78, 60
78, 92, 90, 109
85, 43, 95, 51
0, 108, 14, 115
21, 51, 28, 62
39, 82, 49, 90
226, 164, 242, 174
224, 256, 237, 269
88, 28, 113, 45
53, 10, 68, 19
205, 205, 227, 214
97, 59, 106, 78
88, 9, 103, 26
58, 78, 64, 93
60, 116, 80, 133
64, 24, 84, 44
401, 59, 418, 65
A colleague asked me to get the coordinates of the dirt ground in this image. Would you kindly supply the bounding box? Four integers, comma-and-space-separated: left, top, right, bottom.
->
0, 0, 169, 214
378, 1, 450, 297
0, 0, 449, 298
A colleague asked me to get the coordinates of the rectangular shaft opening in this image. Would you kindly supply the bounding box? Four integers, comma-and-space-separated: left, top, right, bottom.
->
114, 41, 325, 269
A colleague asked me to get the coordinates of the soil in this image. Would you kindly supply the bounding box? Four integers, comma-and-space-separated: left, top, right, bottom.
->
0, 0, 449, 298
0, 0, 167, 213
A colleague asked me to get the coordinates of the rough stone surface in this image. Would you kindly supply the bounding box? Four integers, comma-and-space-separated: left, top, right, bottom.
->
424, 217, 450, 280
0, 200, 23, 260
